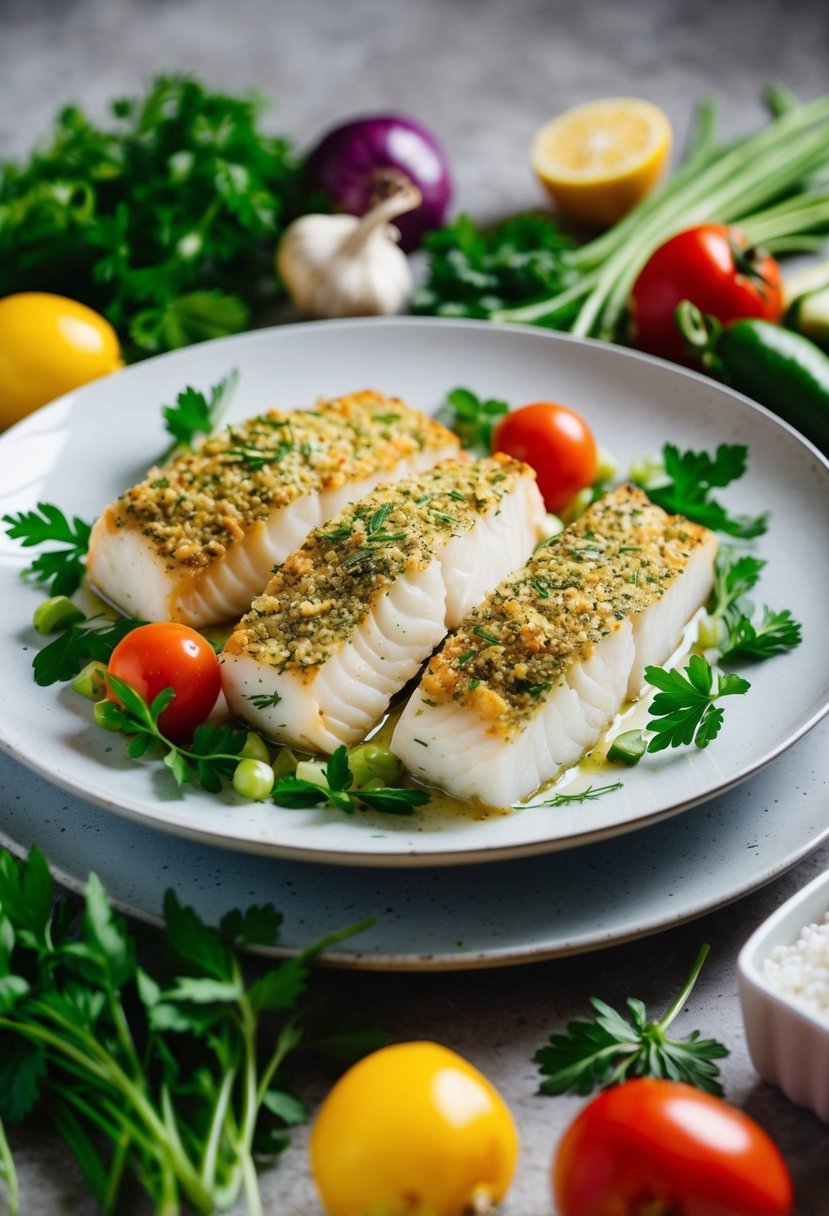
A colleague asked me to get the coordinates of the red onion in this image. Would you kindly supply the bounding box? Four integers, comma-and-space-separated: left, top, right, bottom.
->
304, 114, 452, 252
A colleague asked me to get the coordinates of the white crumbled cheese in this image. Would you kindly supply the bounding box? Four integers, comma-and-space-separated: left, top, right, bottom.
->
763, 910, 829, 1021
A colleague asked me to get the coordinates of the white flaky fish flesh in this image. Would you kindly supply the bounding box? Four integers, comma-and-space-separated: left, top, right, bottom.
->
392, 485, 717, 806
86, 390, 460, 627
220, 454, 546, 752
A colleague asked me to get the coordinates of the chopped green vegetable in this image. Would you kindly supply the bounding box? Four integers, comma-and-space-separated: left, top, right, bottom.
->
0, 76, 305, 356
32, 594, 85, 634
70, 660, 108, 701
535, 943, 728, 1096
239, 731, 271, 763
644, 655, 750, 752
3, 503, 92, 597
273, 745, 429, 816
0, 846, 383, 1214
232, 757, 275, 800
347, 743, 403, 789
607, 730, 647, 766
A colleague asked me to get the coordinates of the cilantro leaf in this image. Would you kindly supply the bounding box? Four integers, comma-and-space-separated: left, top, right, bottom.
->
32, 614, 144, 686
642, 444, 768, 538
3, 503, 92, 596
161, 368, 239, 453
535, 944, 728, 1097
645, 656, 750, 752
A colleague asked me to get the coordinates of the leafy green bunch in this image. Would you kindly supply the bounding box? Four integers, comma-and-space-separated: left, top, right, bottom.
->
0, 848, 381, 1216
0, 76, 305, 356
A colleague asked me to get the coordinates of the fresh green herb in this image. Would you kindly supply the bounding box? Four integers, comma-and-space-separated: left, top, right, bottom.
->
0, 846, 382, 1216
449, 490, 467, 502
372, 412, 400, 425
457, 651, 476, 667
645, 655, 750, 752
702, 548, 802, 662
521, 781, 624, 808
636, 444, 768, 538
473, 625, 501, 646
530, 577, 550, 598
412, 212, 575, 322
273, 745, 429, 817
246, 690, 283, 710
33, 615, 144, 686
100, 675, 249, 792
535, 943, 728, 1096
429, 509, 457, 525
160, 369, 238, 456
226, 439, 296, 470
368, 504, 393, 534
719, 607, 803, 662
438, 387, 509, 453
3, 503, 92, 597
0, 75, 306, 356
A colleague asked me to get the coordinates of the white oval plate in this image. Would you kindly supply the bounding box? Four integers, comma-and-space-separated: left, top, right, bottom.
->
1, 318, 828, 866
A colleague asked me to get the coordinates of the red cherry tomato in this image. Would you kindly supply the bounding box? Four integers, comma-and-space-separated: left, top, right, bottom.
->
630, 224, 783, 363
492, 401, 597, 514
107, 622, 221, 741
553, 1079, 794, 1216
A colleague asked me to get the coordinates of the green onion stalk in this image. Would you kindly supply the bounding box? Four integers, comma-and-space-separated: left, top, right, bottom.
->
493, 90, 829, 340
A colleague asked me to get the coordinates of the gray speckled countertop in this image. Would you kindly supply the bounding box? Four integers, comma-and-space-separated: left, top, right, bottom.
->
2, 0, 829, 1211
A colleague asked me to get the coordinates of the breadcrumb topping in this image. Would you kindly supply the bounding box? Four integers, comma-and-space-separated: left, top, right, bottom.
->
420, 485, 715, 735
223, 454, 532, 673
98, 391, 457, 570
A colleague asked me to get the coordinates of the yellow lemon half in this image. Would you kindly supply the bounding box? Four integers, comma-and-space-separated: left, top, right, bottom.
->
531, 98, 672, 229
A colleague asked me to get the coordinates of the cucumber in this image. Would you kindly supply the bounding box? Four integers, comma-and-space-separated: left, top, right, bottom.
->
717, 319, 829, 453
787, 285, 829, 350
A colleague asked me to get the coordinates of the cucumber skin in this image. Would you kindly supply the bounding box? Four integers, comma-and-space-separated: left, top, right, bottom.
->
718, 319, 829, 454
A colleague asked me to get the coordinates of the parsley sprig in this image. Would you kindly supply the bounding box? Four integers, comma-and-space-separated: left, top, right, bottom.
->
438, 387, 509, 453
160, 368, 238, 457
704, 548, 803, 662
101, 675, 247, 792
637, 443, 768, 538
0, 846, 383, 1215
273, 746, 430, 817
2, 503, 92, 597
644, 655, 750, 752
535, 943, 728, 1096
32, 615, 144, 686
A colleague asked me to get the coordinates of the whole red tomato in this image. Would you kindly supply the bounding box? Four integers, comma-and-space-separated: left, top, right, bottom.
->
107, 622, 221, 740
492, 401, 597, 514
630, 224, 783, 363
553, 1078, 794, 1216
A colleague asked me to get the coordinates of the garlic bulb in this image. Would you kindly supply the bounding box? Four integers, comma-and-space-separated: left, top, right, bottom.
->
276, 179, 421, 319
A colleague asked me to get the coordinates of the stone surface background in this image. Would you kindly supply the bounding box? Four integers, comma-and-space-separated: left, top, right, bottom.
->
1, 0, 828, 1211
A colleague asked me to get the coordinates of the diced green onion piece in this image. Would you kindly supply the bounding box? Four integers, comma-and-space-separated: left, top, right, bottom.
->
272, 747, 299, 779
94, 700, 124, 732
559, 488, 593, 525
295, 759, 330, 789
232, 758, 275, 801
359, 777, 386, 792
629, 453, 670, 491
347, 743, 403, 789
33, 595, 85, 634
71, 660, 108, 701
536, 514, 564, 549
697, 614, 723, 650
240, 731, 270, 763
594, 447, 618, 485
607, 729, 647, 766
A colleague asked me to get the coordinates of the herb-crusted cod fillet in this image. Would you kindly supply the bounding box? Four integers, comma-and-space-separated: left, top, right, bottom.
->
221, 454, 546, 751
86, 390, 459, 626
392, 485, 718, 805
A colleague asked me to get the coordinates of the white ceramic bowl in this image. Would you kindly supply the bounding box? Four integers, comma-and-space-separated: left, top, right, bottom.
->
738, 867, 829, 1122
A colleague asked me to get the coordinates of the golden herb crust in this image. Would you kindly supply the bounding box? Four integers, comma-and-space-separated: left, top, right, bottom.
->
99, 391, 457, 570
223, 454, 532, 674
420, 484, 714, 736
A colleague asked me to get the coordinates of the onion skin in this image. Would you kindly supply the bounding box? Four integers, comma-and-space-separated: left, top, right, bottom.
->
304, 114, 452, 251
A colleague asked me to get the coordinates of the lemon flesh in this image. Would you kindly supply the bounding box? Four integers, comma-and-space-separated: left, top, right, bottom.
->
531, 98, 672, 229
